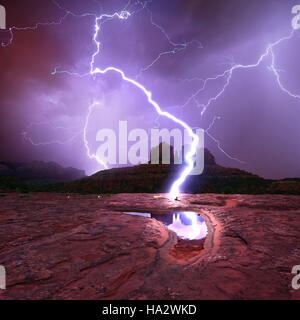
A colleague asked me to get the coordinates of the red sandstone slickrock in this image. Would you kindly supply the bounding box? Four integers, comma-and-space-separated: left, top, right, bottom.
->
0, 193, 300, 299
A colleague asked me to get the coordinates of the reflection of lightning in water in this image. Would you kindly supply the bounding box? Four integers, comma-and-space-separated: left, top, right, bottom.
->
167, 211, 208, 240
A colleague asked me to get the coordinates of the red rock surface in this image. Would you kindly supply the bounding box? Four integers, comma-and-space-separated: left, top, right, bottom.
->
0, 193, 300, 300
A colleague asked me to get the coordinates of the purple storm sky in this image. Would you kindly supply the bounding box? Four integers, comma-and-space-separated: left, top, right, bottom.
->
0, 0, 299, 179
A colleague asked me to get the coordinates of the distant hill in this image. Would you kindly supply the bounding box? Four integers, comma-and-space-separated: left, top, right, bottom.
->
0, 161, 86, 192
1, 148, 299, 195
44, 148, 300, 195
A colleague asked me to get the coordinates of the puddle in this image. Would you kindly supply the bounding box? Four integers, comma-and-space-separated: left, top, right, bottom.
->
123, 212, 151, 218
123, 211, 207, 241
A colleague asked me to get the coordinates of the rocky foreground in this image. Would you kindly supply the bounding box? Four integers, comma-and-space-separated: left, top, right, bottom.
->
0, 193, 300, 300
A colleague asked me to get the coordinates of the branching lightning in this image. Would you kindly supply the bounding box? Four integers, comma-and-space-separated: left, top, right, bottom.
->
22, 121, 83, 146
2, 1, 300, 199
182, 30, 300, 117
90, 10, 199, 198
50, 5, 199, 199
175, 29, 299, 164
204, 116, 246, 164
135, 2, 202, 79
83, 102, 108, 169
1, 0, 97, 47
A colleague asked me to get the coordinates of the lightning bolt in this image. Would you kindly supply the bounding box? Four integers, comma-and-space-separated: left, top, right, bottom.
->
0, 0, 98, 47
174, 29, 299, 164
83, 102, 108, 169
204, 116, 246, 164
135, 2, 202, 79
181, 29, 300, 117
22, 121, 83, 146
269, 46, 300, 101
49, 6, 199, 199
22, 130, 82, 146
90, 10, 199, 198
3, 1, 299, 199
